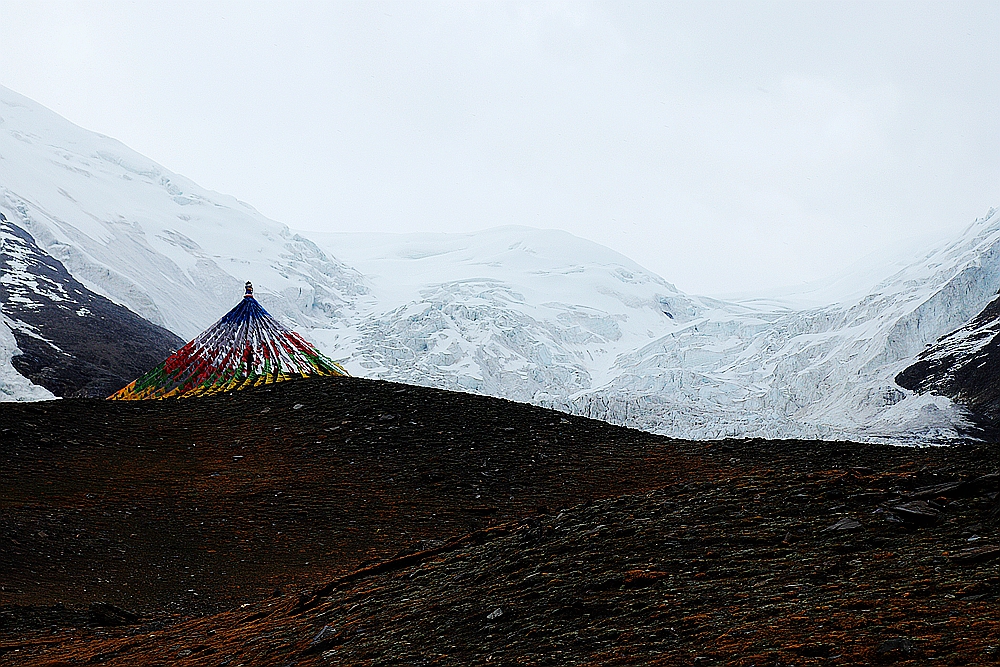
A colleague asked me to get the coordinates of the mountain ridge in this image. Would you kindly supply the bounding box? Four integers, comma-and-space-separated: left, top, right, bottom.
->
0, 84, 369, 340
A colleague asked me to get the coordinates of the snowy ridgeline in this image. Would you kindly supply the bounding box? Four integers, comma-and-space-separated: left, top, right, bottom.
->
0, 85, 369, 342
1, 82, 999, 442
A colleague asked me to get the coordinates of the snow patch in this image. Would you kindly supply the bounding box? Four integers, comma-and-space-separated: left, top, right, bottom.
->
0, 315, 55, 401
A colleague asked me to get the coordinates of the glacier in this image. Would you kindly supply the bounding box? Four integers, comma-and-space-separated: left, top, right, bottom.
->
306, 214, 1000, 444
1, 82, 998, 442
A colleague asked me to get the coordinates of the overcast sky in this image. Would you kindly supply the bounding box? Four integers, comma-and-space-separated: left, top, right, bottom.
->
0, 1, 997, 295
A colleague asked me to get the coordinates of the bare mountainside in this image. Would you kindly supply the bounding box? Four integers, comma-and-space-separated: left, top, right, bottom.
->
3, 377, 1000, 665
0, 377, 682, 618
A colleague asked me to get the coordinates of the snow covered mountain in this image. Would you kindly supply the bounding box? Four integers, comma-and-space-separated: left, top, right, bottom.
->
2, 83, 998, 444
305, 227, 714, 400
306, 211, 1000, 444
0, 84, 367, 343
560, 210, 1000, 443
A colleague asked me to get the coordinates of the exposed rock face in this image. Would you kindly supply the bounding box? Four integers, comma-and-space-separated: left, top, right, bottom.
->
0, 213, 184, 397
896, 293, 1000, 433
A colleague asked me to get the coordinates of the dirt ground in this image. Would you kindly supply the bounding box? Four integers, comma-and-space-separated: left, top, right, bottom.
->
2, 376, 1000, 665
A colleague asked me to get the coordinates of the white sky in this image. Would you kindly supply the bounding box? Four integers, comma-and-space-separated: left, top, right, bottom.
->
0, 1, 997, 296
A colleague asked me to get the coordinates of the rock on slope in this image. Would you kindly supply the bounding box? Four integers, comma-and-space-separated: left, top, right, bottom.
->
897, 285, 1000, 432
0, 212, 184, 397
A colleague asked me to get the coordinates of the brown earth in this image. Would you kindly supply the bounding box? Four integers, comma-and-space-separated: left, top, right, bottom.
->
2, 376, 1000, 665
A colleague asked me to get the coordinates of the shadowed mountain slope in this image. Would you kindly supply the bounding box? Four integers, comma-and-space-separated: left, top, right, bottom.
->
896, 293, 1000, 434
0, 213, 184, 397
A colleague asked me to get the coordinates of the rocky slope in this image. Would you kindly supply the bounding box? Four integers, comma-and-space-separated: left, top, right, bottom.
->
0, 213, 183, 397
896, 290, 1000, 433
0, 376, 681, 618
4, 377, 1000, 665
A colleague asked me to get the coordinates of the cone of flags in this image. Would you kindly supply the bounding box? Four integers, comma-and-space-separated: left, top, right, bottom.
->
109, 282, 347, 400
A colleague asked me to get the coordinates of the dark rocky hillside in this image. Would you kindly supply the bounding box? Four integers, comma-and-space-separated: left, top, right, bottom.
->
3, 376, 1000, 665
0, 376, 690, 621
896, 293, 1000, 433
0, 212, 184, 397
